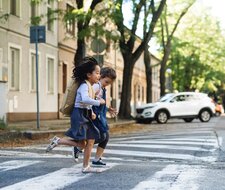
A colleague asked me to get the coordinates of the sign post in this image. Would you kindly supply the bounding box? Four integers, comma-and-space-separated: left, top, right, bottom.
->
30, 26, 46, 129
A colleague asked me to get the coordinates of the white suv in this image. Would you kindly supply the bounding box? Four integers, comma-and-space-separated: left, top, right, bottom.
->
136, 92, 215, 124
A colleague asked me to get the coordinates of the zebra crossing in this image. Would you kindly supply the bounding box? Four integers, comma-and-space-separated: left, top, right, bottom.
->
0, 127, 221, 190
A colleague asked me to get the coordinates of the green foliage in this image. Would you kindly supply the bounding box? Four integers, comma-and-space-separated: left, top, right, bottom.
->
168, 6, 225, 94
0, 117, 7, 130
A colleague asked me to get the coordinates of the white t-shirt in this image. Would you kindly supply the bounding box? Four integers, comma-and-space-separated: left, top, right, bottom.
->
74, 83, 100, 109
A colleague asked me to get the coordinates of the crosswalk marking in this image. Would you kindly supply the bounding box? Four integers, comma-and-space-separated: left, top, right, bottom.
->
12, 131, 218, 163
118, 140, 218, 146
0, 160, 42, 172
130, 164, 202, 190
0, 150, 72, 158
107, 143, 213, 151
110, 133, 215, 141
1, 163, 118, 190
98, 148, 216, 162
0, 125, 221, 190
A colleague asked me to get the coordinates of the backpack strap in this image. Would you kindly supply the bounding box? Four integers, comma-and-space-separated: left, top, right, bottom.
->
85, 80, 95, 99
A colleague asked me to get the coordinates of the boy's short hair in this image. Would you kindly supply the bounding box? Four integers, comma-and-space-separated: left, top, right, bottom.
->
101, 67, 117, 80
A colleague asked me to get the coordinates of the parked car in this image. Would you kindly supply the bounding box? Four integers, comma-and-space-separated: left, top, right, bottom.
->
135, 92, 215, 124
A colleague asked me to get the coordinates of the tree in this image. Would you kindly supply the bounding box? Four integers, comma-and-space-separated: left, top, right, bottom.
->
73, 0, 102, 66
112, 0, 166, 118
168, 8, 225, 94
158, 0, 195, 96
29, 0, 166, 118
29, 0, 115, 66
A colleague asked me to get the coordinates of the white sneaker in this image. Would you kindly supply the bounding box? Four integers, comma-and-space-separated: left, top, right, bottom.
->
46, 136, 60, 152
82, 166, 102, 173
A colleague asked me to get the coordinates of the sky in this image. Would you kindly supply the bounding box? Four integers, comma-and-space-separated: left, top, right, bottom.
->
199, 0, 225, 29
123, 0, 225, 30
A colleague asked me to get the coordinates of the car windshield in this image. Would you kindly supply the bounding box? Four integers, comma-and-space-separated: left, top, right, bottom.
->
158, 94, 174, 102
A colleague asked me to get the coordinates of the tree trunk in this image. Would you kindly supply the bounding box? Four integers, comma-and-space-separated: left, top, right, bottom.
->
73, 0, 102, 67
74, 38, 85, 66
144, 49, 152, 103
160, 42, 171, 96
118, 56, 135, 119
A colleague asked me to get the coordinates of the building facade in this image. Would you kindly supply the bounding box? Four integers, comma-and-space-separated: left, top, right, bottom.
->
0, 0, 58, 122
0, 0, 160, 122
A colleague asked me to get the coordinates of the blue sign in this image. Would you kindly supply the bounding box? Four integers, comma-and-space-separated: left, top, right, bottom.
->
30, 26, 46, 43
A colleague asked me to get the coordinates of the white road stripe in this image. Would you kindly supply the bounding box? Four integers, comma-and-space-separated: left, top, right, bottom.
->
0, 150, 72, 158
0, 160, 42, 172
130, 164, 203, 190
107, 143, 214, 152
1, 163, 118, 190
111, 133, 215, 141
18, 146, 215, 161
0, 150, 139, 162
150, 138, 217, 142
100, 149, 216, 162
119, 140, 218, 147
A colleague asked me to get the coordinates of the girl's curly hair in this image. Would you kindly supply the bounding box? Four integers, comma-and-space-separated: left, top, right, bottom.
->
72, 56, 99, 83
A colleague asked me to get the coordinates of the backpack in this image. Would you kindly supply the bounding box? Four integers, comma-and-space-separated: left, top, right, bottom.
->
60, 79, 95, 117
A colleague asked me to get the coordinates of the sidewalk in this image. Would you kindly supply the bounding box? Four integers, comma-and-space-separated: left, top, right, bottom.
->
0, 118, 136, 145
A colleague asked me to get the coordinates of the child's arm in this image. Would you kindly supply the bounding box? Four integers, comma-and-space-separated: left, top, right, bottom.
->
80, 83, 105, 105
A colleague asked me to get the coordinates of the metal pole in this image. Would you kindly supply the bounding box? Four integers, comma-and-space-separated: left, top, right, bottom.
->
35, 28, 40, 129
114, 47, 118, 122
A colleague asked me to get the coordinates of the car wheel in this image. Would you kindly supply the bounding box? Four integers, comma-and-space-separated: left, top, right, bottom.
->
183, 118, 194, 122
199, 109, 211, 122
156, 111, 168, 124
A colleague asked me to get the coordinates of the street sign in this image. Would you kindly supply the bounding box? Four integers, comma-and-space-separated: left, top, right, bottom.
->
29, 26, 46, 129
30, 26, 46, 43
91, 38, 106, 53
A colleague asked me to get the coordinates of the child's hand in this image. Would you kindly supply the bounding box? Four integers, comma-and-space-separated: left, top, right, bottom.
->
108, 107, 117, 118
91, 112, 96, 120
99, 98, 105, 105
95, 89, 101, 99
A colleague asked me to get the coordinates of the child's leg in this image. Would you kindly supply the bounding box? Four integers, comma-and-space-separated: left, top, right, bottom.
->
83, 139, 95, 168
95, 146, 105, 159
59, 138, 85, 148
46, 136, 85, 152
93, 132, 109, 161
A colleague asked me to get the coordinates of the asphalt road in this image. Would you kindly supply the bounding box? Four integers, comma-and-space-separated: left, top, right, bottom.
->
1, 117, 225, 190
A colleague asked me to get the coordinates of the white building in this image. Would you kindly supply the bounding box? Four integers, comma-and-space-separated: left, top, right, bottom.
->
0, 0, 58, 122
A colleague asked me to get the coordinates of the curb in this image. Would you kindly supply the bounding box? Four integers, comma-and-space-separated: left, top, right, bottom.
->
0, 120, 136, 141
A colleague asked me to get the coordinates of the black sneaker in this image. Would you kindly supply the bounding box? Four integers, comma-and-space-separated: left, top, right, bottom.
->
92, 158, 106, 166
72, 147, 81, 162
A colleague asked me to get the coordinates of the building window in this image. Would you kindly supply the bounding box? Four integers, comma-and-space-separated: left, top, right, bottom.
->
47, 0, 54, 31
30, 53, 37, 91
62, 63, 67, 93
10, 47, 20, 90
30, 1, 39, 17
142, 86, 144, 102
138, 85, 141, 100
47, 57, 54, 94
66, 4, 75, 35
118, 80, 122, 99
10, 0, 20, 17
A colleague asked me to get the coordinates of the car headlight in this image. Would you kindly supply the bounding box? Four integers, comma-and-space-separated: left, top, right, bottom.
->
144, 111, 152, 116
145, 105, 156, 109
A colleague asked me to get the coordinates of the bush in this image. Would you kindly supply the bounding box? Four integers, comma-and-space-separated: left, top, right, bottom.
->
0, 117, 7, 130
